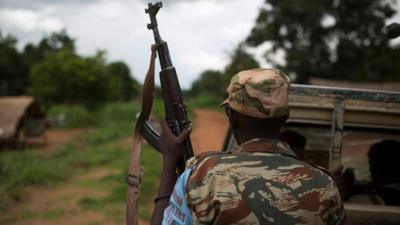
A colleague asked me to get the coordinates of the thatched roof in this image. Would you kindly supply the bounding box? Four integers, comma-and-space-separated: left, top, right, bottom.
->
0, 96, 36, 140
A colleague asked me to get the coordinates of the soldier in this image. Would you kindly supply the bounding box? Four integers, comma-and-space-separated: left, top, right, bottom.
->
151, 68, 345, 225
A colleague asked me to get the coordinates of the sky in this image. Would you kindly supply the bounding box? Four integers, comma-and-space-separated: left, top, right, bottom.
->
0, 0, 265, 89
0, 0, 399, 89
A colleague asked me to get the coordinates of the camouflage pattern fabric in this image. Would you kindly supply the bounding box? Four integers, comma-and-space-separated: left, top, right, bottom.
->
222, 68, 290, 118
185, 138, 345, 225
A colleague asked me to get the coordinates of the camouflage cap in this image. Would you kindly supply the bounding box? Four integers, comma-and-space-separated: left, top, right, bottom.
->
222, 68, 290, 118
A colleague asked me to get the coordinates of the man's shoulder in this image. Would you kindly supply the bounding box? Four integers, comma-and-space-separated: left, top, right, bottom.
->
185, 152, 345, 225
191, 150, 316, 172
187, 150, 335, 188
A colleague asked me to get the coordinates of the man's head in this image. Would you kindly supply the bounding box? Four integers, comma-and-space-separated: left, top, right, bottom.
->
368, 140, 400, 186
222, 68, 290, 143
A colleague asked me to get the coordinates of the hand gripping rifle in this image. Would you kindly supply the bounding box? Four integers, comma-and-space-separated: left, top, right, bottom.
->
126, 2, 193, 225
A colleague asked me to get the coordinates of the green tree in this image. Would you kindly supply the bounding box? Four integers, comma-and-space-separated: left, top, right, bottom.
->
106, 61, 140, 101
23, 30, 75, 70
0, 32, 28, 95
246, 0, 400, 83
190, 45, 260, 98
223, 45, 260, 84
0, 30, 76, 96
190, 70, 225, 97
29, 49, 112, 106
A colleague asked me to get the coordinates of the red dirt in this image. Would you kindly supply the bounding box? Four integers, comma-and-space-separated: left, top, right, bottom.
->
43, 128, 88, 151
191, 109, 229, 155
2, 168, 116, 225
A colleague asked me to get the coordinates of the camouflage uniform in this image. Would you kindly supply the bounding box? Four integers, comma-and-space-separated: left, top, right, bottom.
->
164, 68, 345, 225
185, 138, 345, 225
221, 68, 290, 118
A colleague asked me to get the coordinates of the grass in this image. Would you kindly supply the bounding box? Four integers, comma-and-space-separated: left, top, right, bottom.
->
1, 208, 72, 224
0, 148, 68, 209
48, 104, 98, 128
77, 144, 162, 221
0, 100, 164, 223
0, 95, 218, 223
187, 94, 222, 110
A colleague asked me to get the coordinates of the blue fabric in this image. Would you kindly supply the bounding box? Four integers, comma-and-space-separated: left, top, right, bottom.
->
162, 168, 193, 225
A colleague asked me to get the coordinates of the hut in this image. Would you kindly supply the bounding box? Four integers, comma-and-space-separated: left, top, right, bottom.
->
0, 96, 47, 149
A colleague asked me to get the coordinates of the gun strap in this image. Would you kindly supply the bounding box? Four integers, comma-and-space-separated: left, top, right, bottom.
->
126, 45, 157, 225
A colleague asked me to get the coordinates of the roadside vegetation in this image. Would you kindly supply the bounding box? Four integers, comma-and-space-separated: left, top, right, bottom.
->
0, 101, 157, 223
0, 94, 219, 224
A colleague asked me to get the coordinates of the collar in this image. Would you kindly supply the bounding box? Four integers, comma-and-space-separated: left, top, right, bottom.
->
232, 138, 297, 159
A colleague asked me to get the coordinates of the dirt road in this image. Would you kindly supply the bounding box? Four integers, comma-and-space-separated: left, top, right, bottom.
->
191, 109, 229, 154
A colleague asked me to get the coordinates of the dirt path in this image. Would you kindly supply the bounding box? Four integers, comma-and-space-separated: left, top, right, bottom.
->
43, 128, 88, 152
7, 169, 110, 225
191, 109, 229, 155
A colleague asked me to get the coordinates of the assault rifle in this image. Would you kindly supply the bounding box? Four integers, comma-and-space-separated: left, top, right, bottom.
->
142, 1, 194, 172
126, 3, 193, 224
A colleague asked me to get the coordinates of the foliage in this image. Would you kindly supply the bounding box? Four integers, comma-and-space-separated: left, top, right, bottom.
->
48, 104, 98, 128
189, 45, 260, 98
223, 45, 260, 84
0, 32, 28, 95
0, 101, 164, 222
187, 94, 222, 110
0, 30, 75, 96
78, 144, 162, 221
190, 70, 225, 97
1, 30, 140, 107
97, 101, 140, 124
246, 0, 400, 83
106, 61, 140, 101
28, 49, 112, 106
23, 29, 75, 68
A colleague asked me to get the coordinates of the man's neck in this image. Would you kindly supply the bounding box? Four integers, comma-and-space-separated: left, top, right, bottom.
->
235, 131, 280, 145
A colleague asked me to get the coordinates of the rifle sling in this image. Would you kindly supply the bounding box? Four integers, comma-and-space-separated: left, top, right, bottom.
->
126, 45, 157, 225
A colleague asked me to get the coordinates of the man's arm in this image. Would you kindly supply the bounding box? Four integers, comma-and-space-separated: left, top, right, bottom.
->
150, 120, 190, 225
150, 160, 178, 225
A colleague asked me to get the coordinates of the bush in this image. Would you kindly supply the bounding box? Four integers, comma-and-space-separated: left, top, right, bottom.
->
0, 100, 166, 217
48, 104, 97, 128
28, 49, 112, 106
97, 102, 140, 125
187, 94, 222, 109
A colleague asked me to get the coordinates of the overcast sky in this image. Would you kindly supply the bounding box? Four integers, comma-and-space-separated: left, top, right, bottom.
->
0, 0, 266, 89
0, 0, 399, 89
